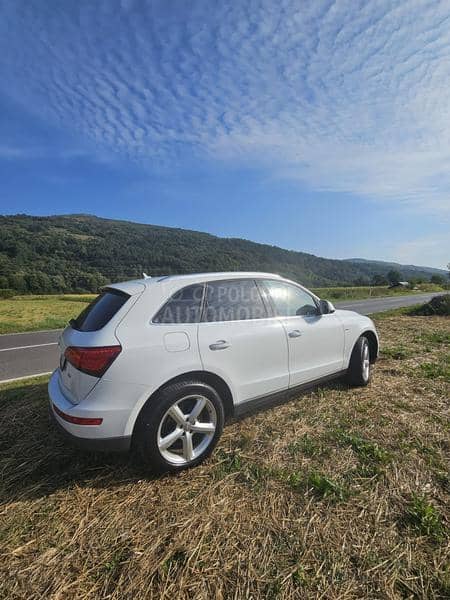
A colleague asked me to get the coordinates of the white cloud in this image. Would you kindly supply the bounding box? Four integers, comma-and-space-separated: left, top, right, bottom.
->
1, 0, 450, 214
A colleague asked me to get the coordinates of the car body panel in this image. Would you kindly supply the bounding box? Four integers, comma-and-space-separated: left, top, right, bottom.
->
333, 309, 379, 367
279, 312, 346, 386
198, 317, 289, 405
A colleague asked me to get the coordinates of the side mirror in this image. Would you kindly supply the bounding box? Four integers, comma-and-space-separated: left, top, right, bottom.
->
319, 299, 335, 314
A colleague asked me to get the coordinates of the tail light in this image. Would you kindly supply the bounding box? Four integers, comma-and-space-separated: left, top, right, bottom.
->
64, 345, 122, 377
53, 404, 103, 426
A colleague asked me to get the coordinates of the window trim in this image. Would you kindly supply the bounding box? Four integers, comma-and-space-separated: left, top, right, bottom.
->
200, 278, 270, 324
150, 277, 322, 325
259, 279, 321, 319
151, 282, 206, 325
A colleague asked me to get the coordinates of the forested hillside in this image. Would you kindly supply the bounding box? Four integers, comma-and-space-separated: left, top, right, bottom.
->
0, 214, 446, 293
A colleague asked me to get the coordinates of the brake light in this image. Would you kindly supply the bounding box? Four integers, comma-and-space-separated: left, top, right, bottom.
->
64, 345, 122, 377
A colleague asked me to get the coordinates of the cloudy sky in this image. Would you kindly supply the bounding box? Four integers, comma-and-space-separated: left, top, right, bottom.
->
1, 0, 449, 268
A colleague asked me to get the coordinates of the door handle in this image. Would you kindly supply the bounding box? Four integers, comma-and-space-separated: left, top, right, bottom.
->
209, 340, 231, 351
288, 330, 303, 338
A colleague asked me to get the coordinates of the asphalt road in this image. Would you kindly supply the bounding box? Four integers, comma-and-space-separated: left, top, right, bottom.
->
0, 292, 442, 383
333, 291, 440, 315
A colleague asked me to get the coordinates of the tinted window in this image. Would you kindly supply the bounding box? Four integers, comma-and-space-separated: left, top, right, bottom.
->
263, 280, 318, 317
203, 279, 267, 322
72, 289, 130, 332
153, 284, 204, 324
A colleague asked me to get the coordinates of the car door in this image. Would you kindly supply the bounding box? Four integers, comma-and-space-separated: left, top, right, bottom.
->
261, 280, 345, 387
198, 279, 289, 405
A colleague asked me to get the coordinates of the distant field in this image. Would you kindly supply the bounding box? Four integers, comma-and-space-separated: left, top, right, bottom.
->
311, 283, 445, 301
0, 285, 446, 334
0, 310, 448, 598
0, 294, 94, 334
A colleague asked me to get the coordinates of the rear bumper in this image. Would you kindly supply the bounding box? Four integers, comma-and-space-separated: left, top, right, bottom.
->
48, 370, 132, 452
49, 406, 131, 452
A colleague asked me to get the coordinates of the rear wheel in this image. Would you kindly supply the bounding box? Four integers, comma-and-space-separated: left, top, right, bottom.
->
133, 380, 224, 473
346, 336, 371, 387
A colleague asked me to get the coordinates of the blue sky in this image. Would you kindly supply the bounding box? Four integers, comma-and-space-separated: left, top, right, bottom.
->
1, 0, 449, 268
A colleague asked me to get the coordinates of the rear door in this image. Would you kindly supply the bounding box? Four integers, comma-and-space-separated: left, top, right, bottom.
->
198, 279, 289, 404
59, 288, 131, 403
261, 280, 345, 387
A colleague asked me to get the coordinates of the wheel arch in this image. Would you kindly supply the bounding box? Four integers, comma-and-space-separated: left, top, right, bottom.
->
361, 329, 378, 363
127, 370, 235, 438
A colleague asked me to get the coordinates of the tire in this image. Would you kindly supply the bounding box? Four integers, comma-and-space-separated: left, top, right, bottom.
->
346, 336, 371, 387
133, 380, 225, 473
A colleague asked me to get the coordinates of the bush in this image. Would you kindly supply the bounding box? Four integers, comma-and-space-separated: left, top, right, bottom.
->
0, 289, 15, 299
413, 294, 450, 316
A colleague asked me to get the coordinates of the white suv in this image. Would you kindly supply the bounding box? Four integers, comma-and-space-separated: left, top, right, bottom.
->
49, 272, 379, 472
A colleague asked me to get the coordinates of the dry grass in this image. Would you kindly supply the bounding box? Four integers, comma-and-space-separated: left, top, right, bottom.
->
0, 295, 94, 334
1, 313, 449, 598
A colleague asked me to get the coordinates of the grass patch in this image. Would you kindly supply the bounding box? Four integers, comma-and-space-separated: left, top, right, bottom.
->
286, 470, 349, 501
404, 495, 447, 542
0, 294, 95, 333
288, 434, 330, 458
333, 430, 391, 477
372, 305, 421, 319
214, 449, 243, 477
381, 345, 412, 360
162, 549, 188, 573
419, 358, 450, 382
415, 330, 450, 345
102, 546, 132, 576
336, 431, 391, 464
306, 471, 349, 501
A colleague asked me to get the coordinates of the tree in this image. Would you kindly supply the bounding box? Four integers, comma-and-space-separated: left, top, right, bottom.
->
430, 274, 444, 285
353, 277, 369, 286
387, 269, 401, 286
371, 274, 387, 286
8, 273, 27, 293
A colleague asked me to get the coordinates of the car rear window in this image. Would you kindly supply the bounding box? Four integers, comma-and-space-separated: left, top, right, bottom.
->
71, 289, 130, 332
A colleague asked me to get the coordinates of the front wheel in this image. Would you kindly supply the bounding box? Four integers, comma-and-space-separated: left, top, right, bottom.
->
133, 380, 224, 473
346, 336, 371, 387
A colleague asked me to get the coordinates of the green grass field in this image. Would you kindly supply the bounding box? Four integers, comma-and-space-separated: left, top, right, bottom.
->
311, 283, 445, 301
0, 294, 94, 334
0, 310, 448, 598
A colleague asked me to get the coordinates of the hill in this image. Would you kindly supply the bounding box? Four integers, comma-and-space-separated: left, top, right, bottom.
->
0, 214, 446, 293
344, 258, 447, 277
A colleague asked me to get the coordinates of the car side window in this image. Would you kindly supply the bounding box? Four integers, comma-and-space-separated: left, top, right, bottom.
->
263, 280, 319, 317
153, 284, 204, 324
203, 279, 268, 322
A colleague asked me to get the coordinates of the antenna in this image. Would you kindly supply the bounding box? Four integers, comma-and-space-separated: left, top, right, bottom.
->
142, 272, 151, 279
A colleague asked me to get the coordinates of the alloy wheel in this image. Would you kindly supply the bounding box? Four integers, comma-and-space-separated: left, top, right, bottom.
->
362, 341, 370, 381
157, 394, 217, 465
